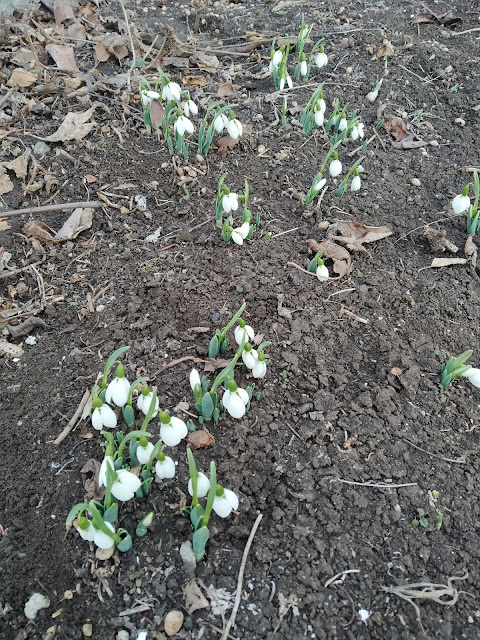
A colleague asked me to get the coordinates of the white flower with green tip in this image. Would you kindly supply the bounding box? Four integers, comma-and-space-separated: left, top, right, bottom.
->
136, 441, 154, 465
316, 264, 329, 282
137, 388, 159, 417
231, 222, 250, 246
105, 363, 130, 407
162, 81, 181, 102
222, 379, 249, 419
452, 192, 470, 214
93, 522, 116, 549
159, 411, 188, 447
111, 469, 141, 502
227, 118, 243, 140
212, 485, 239, 518
222, 192, 239, 214
91, 400, 117, 431
188, 471, 210, 498
155, 454, 176, 479
174, 115, 194, 136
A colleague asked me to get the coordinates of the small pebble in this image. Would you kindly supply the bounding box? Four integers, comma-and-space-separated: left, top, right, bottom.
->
346, 66, 353, 74
317, 220, 330, 230
257, 144, 266, 155
411, 177, 421, 187
164, 610, 184, 637
429, 139, 439, 147
454, 117, 465, 127
82, 623, 93, 637
195, 154, 204, 164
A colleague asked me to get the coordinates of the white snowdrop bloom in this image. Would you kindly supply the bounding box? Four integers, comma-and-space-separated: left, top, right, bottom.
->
160, 413, 188, 447
242, 346, 259, 370
235, 322, 255, 345
98, 455, 115, 487
214, 113, 229, 132
366, 89, 379, 103
314, 109, 324, 126
351, 175, 361, 192
212, 487, 239, 518
252, 358, 267, 379
91, 401, 117, 431
452, 193, 471, 214
269, 50, 283, 72
137, 390, 159, 417
227, 118, 243, 139
93, 522, 116, 550
136, 442, 154, 465
155, 455, 176, 480
351, 122, 365, 141
182, 99, 198, 117
358, 609, 371, 624
189, 368, 201, 392
329, 158, 342, 178
222, 386, 249, 419
330, 114, 339, 126
461, 367, 480, 388
231, 222, 250, 246
105, 370, 130, 408
174, 115, 194, 137
111, 469, 141, 502
222, 192, 239, 214
162, 81, 181, 102
77, 518, 95, 542
316, 264, 329, 282
338, 117, 348, 132
188, 472, 210, 498
141, 89, 160, 109
286, 75, 293, 89
316, 98, 326, 113
313, 177, 326, 193
299, 26, 309, 40
300, 60, 308, 77
315, 52, 328, 69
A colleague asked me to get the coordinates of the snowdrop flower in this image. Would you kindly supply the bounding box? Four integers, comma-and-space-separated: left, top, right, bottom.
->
329, 154, 342, 178
93, 522, 116, 550
366, 79, 382, 103
159, 411, 187, 447
338, 117, 348, 132
351, 170, 361, 192
315, 48, 328, 69
155, 453, 176, 479
76, 516, 95, 542
316, 98, 326, 113
111, 469, 141, 502
227, 118, 243, 139
312, 177, 326, 194
98, 455, 114, 487
222, 379, 249, 419
136, 440, 154, 465
461, 367, 480, 388
222, 191, 239, 214
269, 49, 283, 72
300, 59, 308, 77
140, 89, 160, 109
235, 319, 255, 345
212, 485, 239, 518
452, 191, 471, 214
316, 264, 329, 282
351, 122, 365, 141
174, 115, 194, 137
91, 399, 117, 431
182, 99, 198, 118
231, 222, 250, 246
299, 26, 309, 40
137, 387, 159, 417
214, 113, 229, 133
162, 81, 181, 103
252, 354, 267, 379
314, 109, 324, 126
280, 75, 293, 90
105, 363, 130, 407
242, 344, 258, 370
189, 368, 201, 392
188, 471, 210, 498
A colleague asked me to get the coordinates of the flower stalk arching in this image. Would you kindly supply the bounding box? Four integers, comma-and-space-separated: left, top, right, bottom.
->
201, 461, 217, 528
335, 155, 366, 198
101, 346, 129, 391
198, 103, 238, 155
304, 136, 347, 206
66, 501, 122, 544
208, 302, 246, 358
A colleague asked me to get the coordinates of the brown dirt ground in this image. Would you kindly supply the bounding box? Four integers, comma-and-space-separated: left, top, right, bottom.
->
1, 0, 480, 639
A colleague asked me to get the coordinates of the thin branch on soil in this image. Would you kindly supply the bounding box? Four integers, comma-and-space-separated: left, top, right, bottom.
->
287, 261, 317, 276
92, 282, 113, 305
340, 307, 368, 324
382, 571, 471, 634
462, 166, 480, 173
0, 200, 103, 219
450, 27, 480, 36
200, 621, 237, 640
30, 265, 45, 309
402, 437, 467, 464
325, 288, 356, 300
336, 586, 356, 628
324, 569, 360, 588
119, 0, 136, 88
285, 422, 308, 446
221, 513, 263, 640
270, 227, 299, 239
0, 259, 45, 280
394, 212, 463, 244
331, 478, 417, 489
53, 390, 90, 445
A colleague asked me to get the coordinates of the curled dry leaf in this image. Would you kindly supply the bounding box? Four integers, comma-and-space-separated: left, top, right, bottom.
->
413, 10, 461, 27
383, 116, 426, 149
308, 238, 351, 278
23, 208, 93, 243
183, 579, 210, 614
0, 168, 14, 195
422, 227, 458, 253
428, 257, 468, 268
94, 34, 129, 62
464, 236, 477, 268
1, 152, 28, 181
217, 81, 238, 98
149, 100, 165, 131
0, 340, 24, 358
190, 52, 219, 72
54, 0, 75, 25
376, 40, 394, 59
43, 107, 95, 142
215, 136, 239, 157
7, 68, 37, 88
46, 44, 79, 72
80, 459, 105, 500
182, 75, 208, 87
203, 357, 230, 373
277, 293, 293, 321
0, 219, 11, 231
327, 220, 393, 252
185, 429, 215, 449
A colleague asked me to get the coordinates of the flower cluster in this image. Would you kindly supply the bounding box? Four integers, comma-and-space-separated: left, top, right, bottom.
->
215, 174, 260, 245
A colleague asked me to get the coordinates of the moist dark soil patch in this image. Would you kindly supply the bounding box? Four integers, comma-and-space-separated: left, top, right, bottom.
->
1, 1, 480, 639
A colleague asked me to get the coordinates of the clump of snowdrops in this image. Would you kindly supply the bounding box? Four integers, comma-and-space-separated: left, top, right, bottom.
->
215, 173, 260, 245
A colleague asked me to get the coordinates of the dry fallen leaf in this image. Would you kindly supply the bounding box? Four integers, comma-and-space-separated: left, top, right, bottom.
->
54, 0, 75, 25
43, 107, 95, 142
391, 367, 403, 377
0, 219, 11, 231
182, 75, 208, 87
23, 220, 57, 242
7, 68, 37, 88
0, 168, 14, 195
328, 220, 393, 252
429, 257, 468, 268
203, 358, 231, 373
191, 52, 219, 72
464, 236, 477, 268
215, 136, 239, 157
46, 43, 79, 72
183, 580, 210, 614
1, 152, 28, 181
413, 10, 461, 27
94, 34, 129, 62
376, 40, 394, 59
185, 429, 215, 449
94, 43, 110, 62
80, 459, 105, 500
308, 239, 351, 278
383, 116, 426, 149
422, 227, 458, 253
54, 208, 93, 240
217, 81, 237, 98
0, 340, 24, 358
149, 100, 165, 131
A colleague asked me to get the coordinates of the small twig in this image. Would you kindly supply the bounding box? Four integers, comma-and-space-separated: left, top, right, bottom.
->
270, 227, 299, 239
287, 261, 317, 276
402, 437, 467, 464
461, 166, 480, 173
324, 569, 360, 588
325, 288, 356, 300
0, 200, 102, 219
53, 390, 90, 445
450, 27, 480, 36
30, 265, 46, 309
0, 259, 45, 280
340, 306, 368, 324
119, 0, 136, 88
221, 513, 263, 640
331, 478, 417, 488
337, 586, 356, 628
286, 421, 307, 446
92, 282, 113, 305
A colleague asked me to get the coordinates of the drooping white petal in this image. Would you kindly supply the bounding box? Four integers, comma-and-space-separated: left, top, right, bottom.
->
252, 360, 267, 379
315, 52, 328, 69
329, 159, 342, 178
300, 60, 308, 77
98, 456, 115, 487
316, 264, 329, 282
452, 194, 470, 214
313, 177, 326, 193
106, 377, 130, 407
286, 76, 293, 89
461, 367, 480, 388
160, 416, 187, 447
111, 469, 141, 502
100, 404, 117, 429
93, 522, 116, 549
338, 118, 348, 132
224, 393, 246, 419
77, 521, 95, 542
231, 230, 244, 245
189, 368, 201, 391
155, 456, 176, 479
351, 175, 361, 192
314, 110, 324, 126
242, 348, 258, 370
91, 408, 103, 431
237, 388, 250, 405
188, 472, 210, 498
175, 118, 185, 137
138, 392, 159, 417
136, 442, 154, 465
212, 489, 239, 518
214, 115, 225, 132
234, 324, 255, 345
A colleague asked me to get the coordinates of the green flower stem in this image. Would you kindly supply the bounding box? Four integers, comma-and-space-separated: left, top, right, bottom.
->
473, 171, 479, 210
126, 377, 149, 406
202, 461, 217, 527
102, 346, 130, 390
145, 439, 164, 473
187, 449, 199, 507
342, 155, 366, 186
140, 387, 158, 431
211, 335, 247, 394
117, 430, 152, 459
101, 430, 117, 451
217, 302, 246, 344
